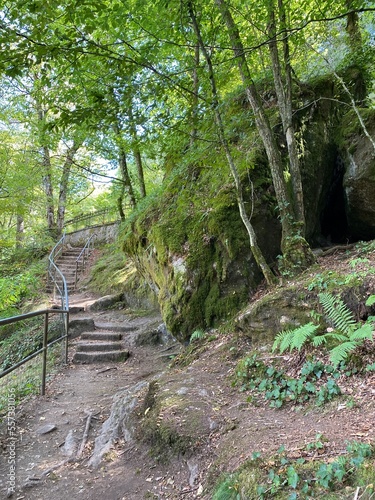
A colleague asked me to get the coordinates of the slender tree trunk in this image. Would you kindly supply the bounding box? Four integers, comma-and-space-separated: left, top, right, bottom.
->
113, 121, 136, 214
128, 106, 146, 198
346, 0, 362, 47
36, 102, 57, 237
190, 44, 200, 146
187, 0, 276, 286
56, 140, 81, 235
117, 183, 126, 222
215, 0, 314, 271
16, 214, 24, 249
42, 145, 57, 235
267, 0, 305, 232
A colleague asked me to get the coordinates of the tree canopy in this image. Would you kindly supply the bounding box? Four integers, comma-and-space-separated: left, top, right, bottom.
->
0, 0, 374, 274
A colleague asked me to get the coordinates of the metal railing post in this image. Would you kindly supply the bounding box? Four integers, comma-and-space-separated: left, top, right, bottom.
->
64, 311, 69, 364
41, 312, 49, 396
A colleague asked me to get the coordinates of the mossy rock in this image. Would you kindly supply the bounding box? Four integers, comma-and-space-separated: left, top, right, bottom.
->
138, 374, 218, 462
235, 289, 315, 344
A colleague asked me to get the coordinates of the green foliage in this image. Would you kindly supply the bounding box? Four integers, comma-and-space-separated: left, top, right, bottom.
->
190, 329, 205, 342
272, 293, 375, 367
0, 316, 64, 371
87, 243, 128, 295
234, 354, 341, 408
319, 293, 356, 333
213, 440, 375, 499
273, 323, 319, 354
0, 342, 61, 419
306, 259, 375, 292
0, 257, 46, 320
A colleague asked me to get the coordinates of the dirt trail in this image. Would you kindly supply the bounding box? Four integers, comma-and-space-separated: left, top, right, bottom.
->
1, 291, 375, 500
0, 293, 181, 499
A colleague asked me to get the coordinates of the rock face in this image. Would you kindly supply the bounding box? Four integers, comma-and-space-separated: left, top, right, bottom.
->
123, 180, 281, 342
341, 111, 375, 240
122, 70, 375, 343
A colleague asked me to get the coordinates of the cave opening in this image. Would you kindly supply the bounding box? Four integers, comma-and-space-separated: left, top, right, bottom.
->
319, 155, 350, 245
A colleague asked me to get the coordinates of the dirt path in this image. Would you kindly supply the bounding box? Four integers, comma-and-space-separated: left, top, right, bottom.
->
0, 294, 182, 499
1, 292, 375, 500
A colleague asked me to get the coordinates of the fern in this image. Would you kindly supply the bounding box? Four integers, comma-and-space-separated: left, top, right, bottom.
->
272, 322, 319, 353
190, 329, 205, 342
273, 293, 374, 366
318, 293, 356, 334
349, 323, 373, 341
329, 342, 359, 366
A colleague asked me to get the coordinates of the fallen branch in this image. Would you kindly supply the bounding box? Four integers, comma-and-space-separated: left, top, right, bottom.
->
77, 410, 93, 458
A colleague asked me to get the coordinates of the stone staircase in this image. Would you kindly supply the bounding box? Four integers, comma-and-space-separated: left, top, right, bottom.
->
48, 246, 83, 294
57, 246, 83, 292
69, 303, 147, 364
73, 327, 130, 363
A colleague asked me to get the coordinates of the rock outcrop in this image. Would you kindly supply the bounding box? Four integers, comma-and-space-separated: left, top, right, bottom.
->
122, 69, 375, 343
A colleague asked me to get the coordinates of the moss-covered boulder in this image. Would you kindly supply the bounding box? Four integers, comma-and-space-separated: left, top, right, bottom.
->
121, 68, 374, 343
122, 162, 281, 342
234, 288, 315, 345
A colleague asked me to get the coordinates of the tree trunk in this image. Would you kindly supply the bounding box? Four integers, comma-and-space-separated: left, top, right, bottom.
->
267, 0, 305, 232
16, 215, 24, 249
190, 44, 200, 146
56, 140, 81, 235
42, 145, 57, 236
36, 102, 57, 237
215, 0, 315, 272
113, 121, 137, 212
187, 0, 277, 286
128, 106, 146, 198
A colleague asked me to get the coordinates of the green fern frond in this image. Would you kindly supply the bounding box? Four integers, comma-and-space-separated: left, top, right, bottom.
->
291, 323, 320, 351
312, 332, 346, 347
311, 335, 327, 347
349, 324, 373, 341
272, 329, 295, 353
366, 295, 375, 307
318, 293, 356, 334
329, 341, 359, 366
190, 329, 205, 342
272, 322, 319, 353
325, 333, 348, 342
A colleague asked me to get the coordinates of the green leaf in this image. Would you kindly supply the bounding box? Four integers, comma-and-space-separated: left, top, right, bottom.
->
319, 293, 356, 334
287, 466, 299, 489
329, 341, 359, 366
365, 295, 375, 306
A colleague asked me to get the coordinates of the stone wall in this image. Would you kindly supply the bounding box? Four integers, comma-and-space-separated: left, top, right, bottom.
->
65, 222, 119, 246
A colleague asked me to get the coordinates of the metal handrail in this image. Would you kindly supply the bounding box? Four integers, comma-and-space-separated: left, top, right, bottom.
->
74, 233, 97, 289
48, 233, 69, 312
64, 207, 122, 231
0, 309, 69, 395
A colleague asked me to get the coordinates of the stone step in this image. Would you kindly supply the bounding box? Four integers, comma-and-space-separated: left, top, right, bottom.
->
81, 331, 122, 341
73, 350, 130, 363
94, 322, 138, 333
76, 341, 123, 352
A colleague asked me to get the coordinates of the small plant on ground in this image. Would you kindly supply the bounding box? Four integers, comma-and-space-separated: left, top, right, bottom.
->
273, 292, 375, 367
212, 440, 375, 499
234, 354, 341, 408
190, 329, 205, 342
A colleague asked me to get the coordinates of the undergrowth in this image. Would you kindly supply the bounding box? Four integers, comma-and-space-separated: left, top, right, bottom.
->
234, 354, 343, 408
212, 438, 375, 499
